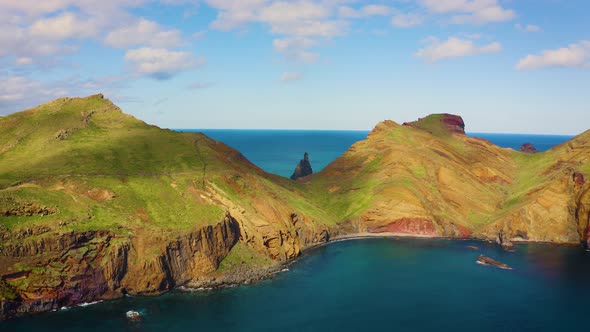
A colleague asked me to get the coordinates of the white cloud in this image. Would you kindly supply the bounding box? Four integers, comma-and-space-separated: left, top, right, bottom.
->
515, 23, 541, 32
207, 0, 268, 30
104, 18, 184, 48
338, 5, 391, 18
273, 37, 318, 62
29, 12, 100, 40
258, 1, 347, 37
280, 72, 303, 82
0, 74, 91, 113
419, 0, 515, 24
0, 1, 187, 65
516, 41, 590, 70
124, 47, 205, 79
206, 0, 349, 62
416, 36, 502, 62
392, 13, 424, 28
15, 57, 33, 65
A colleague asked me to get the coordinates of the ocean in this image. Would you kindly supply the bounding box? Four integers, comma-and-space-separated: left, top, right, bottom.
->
181, 129, 573, 178
3, 130, 584, 331
5, 239, 589, 331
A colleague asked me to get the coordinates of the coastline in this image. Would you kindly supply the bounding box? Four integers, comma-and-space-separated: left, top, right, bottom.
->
3, 233, 584, 321
179, 232, 583, 292
180, 232, 440, 291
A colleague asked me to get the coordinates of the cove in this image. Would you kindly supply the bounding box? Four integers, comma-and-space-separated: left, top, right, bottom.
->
4, 238, 589, 332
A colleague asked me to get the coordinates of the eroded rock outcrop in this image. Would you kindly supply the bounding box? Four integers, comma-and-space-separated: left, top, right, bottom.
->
519, 143, 538, 153
290, 152, 313, 180
368, 218, 438, 236
440, 114, 466, 135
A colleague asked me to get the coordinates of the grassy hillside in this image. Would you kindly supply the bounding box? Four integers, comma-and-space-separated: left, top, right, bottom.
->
0, 95, 335, 239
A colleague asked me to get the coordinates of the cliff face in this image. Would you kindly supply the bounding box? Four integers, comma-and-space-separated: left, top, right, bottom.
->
0, 216, 240, 319
2, 97, 590, 320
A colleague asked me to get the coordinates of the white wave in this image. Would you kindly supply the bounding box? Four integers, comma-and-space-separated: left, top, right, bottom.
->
78, 300, 103, 307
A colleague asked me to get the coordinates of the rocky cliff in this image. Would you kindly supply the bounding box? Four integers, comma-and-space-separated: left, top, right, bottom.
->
1, 97, 590, 320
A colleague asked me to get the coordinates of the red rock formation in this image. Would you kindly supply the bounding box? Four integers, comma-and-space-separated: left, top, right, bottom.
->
440, 114, 465, 135
573, 172, 585, 186
368, 218, 437, 236
454, 223, 472, 238
519, 143, 538, 154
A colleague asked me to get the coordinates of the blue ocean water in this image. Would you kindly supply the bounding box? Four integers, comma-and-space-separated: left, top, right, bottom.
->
3, 130, 582, 331
180, 129, 369, 177
5, 239, 589, 331
469, 133, 573, 152
179, 129, 573, 177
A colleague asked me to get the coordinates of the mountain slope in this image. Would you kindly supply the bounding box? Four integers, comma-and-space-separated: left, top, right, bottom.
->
0, 95, 335, 319
303, 114, 590, 244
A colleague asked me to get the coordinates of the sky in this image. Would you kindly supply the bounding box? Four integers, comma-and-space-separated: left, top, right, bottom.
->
0, 0, 588, 134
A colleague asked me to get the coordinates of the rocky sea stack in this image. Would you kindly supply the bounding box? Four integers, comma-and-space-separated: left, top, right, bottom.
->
519, 143, 538, 153
290, 152, 313, 180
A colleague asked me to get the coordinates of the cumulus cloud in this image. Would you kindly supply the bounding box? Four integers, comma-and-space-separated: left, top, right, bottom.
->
338, 5, 392, 18
273, 37, 319, 62
0, 1, 189, 65
0, 74, 96, 114
105, 18, 184, 48
124, 47, 205, 80
416, 36, 502, 62
280, 72, 303, 82
207, 0, 268, 30
392, 13, 424, 28
29, 12, 100, 40
515, 23, 541, 32
516, 41, 590, 70
206, 0, 348, 61
419, 0, 515, 24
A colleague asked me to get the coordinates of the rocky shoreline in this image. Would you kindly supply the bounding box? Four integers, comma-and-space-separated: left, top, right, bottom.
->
183, 263, 288, 290
2, 233, 585, 321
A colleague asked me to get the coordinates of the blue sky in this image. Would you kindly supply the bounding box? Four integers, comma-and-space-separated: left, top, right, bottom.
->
0, 0, 588, 134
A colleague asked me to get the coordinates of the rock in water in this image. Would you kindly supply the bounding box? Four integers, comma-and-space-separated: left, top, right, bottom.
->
290, 152, 313, 180
126, 310, 142, 321
519, 143, 538, 153
476, 255, 512, 270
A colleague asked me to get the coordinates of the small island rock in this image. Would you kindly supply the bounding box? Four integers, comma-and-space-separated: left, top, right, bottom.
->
476, 255, 512, 270
290, 152, 313, 180
126, 310, 142, 321
519, 143, 538, 154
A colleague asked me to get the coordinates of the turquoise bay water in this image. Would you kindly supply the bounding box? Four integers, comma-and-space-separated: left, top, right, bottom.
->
3, 131, 581, 330
5, 239, 589, 331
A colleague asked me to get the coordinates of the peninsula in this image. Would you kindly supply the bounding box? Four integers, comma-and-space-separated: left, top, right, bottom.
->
1, 95, 589, 319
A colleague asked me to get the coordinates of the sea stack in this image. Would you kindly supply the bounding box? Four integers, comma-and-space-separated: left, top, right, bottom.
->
519, 143, 538, 153
291, 152, 313, 180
